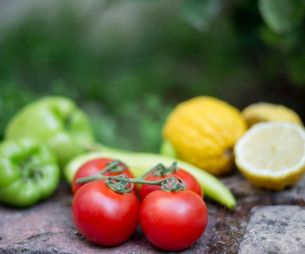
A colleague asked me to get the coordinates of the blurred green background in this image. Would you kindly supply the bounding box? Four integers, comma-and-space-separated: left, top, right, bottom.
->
0, 0, 304, 152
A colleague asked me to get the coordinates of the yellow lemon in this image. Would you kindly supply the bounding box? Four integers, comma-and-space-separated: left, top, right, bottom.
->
235, 122, 305, 190
163, 96, 247, 175
242, 102, 303, 127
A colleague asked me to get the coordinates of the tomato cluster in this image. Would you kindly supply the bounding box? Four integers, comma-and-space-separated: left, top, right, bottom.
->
72, 158, 208, 251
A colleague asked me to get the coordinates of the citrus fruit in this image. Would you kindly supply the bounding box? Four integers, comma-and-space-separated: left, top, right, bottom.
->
163, 96, 247, 175
235, 122, 305, 190
242, 102, 303, 127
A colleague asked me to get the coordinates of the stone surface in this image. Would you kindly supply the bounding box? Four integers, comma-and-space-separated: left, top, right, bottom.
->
238, 206, 305, 254
271, 176, 305, 206
1, 172, 305, 253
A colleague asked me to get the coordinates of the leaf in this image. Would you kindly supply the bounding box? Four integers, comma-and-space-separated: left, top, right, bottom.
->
259, 0, 305, 34
180, 0, 222, 31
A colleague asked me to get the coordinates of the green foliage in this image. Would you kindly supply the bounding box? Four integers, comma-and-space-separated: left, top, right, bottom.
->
287, 51, 305, 86
180, 0, 222, 31
0, 82, 37, 140
0, 0, 304, 152
259, 0, 305, 34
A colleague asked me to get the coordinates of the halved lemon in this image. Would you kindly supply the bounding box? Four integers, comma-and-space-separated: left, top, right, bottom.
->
235, 122, 305, 190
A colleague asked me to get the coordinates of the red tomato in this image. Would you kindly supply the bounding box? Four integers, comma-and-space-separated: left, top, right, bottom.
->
140, 190, 208, 251
72, 179, 139, 246
139, 168, 202, 200
72, 158, 134, 194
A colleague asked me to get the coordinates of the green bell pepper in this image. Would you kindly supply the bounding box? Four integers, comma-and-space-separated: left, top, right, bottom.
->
0, 139, 60, 207
5, 96, 95, 166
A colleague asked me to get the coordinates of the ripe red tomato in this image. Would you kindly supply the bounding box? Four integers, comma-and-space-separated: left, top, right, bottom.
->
139, 168, 202, 200
140, 190, 208, 251
72, 158, 134, 194
72, 179, 139, 246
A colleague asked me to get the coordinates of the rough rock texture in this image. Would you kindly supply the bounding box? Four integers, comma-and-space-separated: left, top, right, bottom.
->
238, 206, 305, 254
1, 171, 305, 253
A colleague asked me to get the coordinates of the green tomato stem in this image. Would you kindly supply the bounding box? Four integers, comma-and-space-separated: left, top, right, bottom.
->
99, 160, 125, 175
77, 172, 185, 193
77, 174, 167, 186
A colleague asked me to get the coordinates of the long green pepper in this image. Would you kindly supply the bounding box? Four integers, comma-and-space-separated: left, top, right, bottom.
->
64, 145, 236, 209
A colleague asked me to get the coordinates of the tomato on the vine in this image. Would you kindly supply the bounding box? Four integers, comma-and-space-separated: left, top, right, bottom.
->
139, 164, 202, 200
72, 158, 134, 194
72, 179, 139, 246
140, 189, 208, 251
